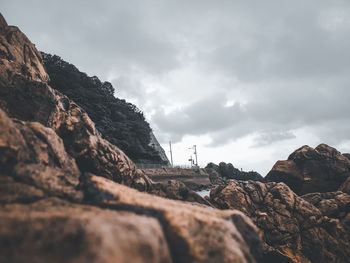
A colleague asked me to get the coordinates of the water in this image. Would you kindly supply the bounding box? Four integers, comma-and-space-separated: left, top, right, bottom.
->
196, 189, 211, 198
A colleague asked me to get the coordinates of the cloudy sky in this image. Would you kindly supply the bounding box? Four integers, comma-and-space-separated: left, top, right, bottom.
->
3, 0, 350, 175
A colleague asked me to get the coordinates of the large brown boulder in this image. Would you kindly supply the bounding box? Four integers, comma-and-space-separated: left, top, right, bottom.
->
265, 144, 350, 195
0, 198, 172, 263
210, 180, 350, 263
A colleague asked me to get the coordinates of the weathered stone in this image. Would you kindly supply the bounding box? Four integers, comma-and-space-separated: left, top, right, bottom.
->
0, 109, 82, 202
82, 174, 263, 263
266, 144, 350, 195
0, 198, 173, 263
210, 180, 350, 263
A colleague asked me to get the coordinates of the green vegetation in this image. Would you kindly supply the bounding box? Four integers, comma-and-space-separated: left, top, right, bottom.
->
42, 52, 166, 164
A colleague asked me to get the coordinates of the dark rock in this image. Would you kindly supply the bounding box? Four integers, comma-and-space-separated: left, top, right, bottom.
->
210, 180, 350, 263
266, 144, 350, 195
342, 153, 350, 161
339, 176, 350, 194
206, 162, 264, 182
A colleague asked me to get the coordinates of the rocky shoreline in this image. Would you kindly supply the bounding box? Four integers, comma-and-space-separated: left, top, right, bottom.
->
0, 13, 349, 263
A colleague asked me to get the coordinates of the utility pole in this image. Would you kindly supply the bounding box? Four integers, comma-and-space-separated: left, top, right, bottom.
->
169, 141, 173, 167
193, 145, 198, 167
188, 155, 193, 168
188, 145, 199, 168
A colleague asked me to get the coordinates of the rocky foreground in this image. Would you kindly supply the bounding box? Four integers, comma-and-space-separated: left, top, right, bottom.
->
0, 13, 350, 263
0, 13, 261, 263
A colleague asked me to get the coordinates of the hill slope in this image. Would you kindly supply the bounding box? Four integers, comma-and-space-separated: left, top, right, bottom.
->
41, 53, 169, 165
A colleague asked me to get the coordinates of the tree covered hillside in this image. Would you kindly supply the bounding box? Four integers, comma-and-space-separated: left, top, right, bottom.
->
42, 52, 168, 165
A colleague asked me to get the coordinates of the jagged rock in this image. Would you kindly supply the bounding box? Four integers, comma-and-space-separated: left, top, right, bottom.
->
81, 174, 263, 263
205, 162, 263, 182
265, 144, 350, 195
0, 13, 152, 192
210, 180, 350, 263
0, 15, 48, 84
0, 108, 82, 202
339, 177, 350, 194
302, 191, 350, 218
0, 173, 263, 263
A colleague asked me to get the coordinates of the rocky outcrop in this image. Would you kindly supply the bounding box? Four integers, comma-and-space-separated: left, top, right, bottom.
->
82, 174, 262, 263
210, 180, 350, 263
0, 13, 263, 262
0, 109, 83, 203
265, 144, 350, 195
0, 13, 151, 191
0, 172, 263, 263
206, 162, 264, 182
42, 52, 169, 166
302, 191, 350, 220
0, 100, 263, 262
148, 131, 170, 165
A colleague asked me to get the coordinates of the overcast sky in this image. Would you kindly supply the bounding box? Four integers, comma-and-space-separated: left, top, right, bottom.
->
3, 0, 350, 175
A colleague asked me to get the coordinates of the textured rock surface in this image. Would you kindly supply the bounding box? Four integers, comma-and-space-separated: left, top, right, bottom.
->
210, 180, 350, 263
0, 109, 82, 203
266, 144, 350, 194
82, 174, 263, 263
0, 198, 172, 263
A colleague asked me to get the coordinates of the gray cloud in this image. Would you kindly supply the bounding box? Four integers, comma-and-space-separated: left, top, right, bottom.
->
2, 0, 350, 170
